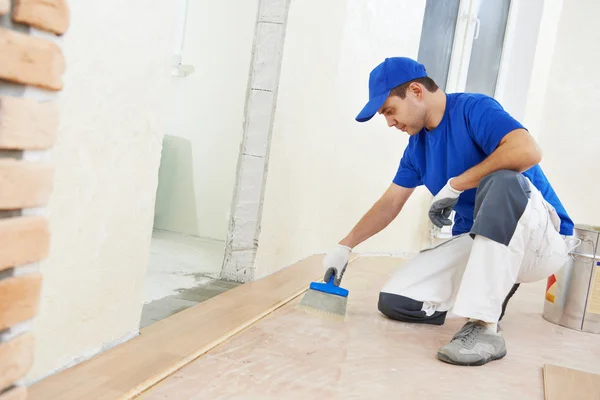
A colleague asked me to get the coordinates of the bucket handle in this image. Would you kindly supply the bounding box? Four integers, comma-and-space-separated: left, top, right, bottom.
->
566, 236, 600, 262
565, 237, 583, 259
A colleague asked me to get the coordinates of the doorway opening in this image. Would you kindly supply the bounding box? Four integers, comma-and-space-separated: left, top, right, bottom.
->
139, 0, 262, 328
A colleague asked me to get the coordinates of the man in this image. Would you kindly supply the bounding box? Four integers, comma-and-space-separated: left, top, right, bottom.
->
322, 57, 573, 366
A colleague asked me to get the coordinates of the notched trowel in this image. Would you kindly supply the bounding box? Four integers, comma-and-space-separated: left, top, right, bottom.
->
298, 272, 349, 319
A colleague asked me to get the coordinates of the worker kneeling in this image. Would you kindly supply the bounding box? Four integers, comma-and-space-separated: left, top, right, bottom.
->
323, 57, 573, 366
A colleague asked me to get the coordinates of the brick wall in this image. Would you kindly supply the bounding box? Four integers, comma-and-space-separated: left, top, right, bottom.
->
221, 0, 291, 282
0, 0, 68, 398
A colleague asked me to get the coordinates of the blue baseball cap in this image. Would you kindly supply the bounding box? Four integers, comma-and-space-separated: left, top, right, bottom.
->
355, 57, 427, 122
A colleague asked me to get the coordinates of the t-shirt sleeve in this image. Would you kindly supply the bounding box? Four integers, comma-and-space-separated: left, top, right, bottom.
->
392, 146, 422, 188
466, 95, 526, 155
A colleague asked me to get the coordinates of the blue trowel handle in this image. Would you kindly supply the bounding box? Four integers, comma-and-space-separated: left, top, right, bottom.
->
309, 276, 349, 297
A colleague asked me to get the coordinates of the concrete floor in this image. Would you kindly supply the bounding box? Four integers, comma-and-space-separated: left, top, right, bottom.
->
140, 279, 240, 329
141, 229, 240, 329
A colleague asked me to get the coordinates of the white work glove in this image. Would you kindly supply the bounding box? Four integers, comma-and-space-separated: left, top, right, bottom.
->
323, 244, 351, 286
428, 178, 463, 228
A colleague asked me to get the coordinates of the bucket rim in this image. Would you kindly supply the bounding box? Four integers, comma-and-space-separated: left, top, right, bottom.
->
574, 224, 600, 234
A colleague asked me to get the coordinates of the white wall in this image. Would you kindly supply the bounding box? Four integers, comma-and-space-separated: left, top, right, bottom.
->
535, 0, 600, 227
495, 0, 544, 125
28, 0, 176, 382
254, 0, 431, 277
524, 0, 563, 139
153, 0, 260, 241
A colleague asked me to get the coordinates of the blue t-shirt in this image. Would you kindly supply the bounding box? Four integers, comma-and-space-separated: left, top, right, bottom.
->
393, 93, 574, 236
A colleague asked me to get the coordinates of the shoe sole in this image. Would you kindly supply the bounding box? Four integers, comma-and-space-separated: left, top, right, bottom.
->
436, 349, 507, 366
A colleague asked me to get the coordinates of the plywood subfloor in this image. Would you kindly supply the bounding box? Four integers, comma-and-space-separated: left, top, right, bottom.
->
28, 254, 345, 400
141, 256, 600, 400
543, 364, 600, 400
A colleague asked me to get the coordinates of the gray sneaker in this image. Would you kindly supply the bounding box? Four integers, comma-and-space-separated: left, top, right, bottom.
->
437, 321, 507, 366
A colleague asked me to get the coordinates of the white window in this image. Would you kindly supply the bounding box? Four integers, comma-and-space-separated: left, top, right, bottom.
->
418, 0, 512, 96
418, 0, 546, 240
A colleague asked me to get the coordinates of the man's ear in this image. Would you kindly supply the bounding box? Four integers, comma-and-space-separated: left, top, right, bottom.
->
408, 82, 423, 99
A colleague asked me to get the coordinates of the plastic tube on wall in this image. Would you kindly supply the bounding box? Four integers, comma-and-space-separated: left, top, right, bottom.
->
172, 0, 195, 77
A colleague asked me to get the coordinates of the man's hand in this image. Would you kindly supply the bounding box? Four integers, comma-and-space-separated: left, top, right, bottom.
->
428, 179, 463, 228
323, 245, 352, 286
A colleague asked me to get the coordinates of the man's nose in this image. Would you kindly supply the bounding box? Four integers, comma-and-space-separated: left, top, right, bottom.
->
386, 117, 396, 128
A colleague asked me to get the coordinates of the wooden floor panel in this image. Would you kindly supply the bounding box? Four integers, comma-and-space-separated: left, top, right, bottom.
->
543, 364, 600, 400
140, 257, 600, 400
28, 254, 341, 400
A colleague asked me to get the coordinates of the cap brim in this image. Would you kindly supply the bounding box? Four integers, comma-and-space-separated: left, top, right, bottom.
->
355, 91, 390, 123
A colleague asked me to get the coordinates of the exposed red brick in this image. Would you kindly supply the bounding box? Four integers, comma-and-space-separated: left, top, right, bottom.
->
0, 274, 42, 331
13, 0, 69, 35
0, 217, 50, 272
0, 97, 58, 150
0, 334, 34, 392
0, 27, 65, 90
0, 160, 53, 209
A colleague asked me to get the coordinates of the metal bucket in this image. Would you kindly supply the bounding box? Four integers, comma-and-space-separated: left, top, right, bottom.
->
542, 224, 600, 333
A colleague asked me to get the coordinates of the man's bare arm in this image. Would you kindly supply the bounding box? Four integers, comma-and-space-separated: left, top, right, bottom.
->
339, 184, 415, 249
451, 128, 542, 191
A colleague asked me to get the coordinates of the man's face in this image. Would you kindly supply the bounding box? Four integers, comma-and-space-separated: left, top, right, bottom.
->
377, 84, 427, 135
